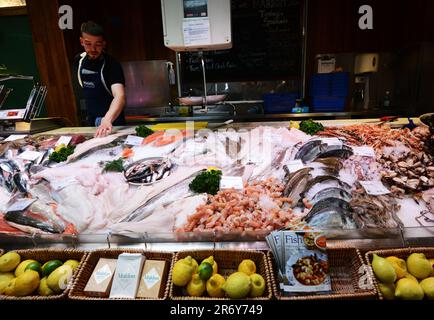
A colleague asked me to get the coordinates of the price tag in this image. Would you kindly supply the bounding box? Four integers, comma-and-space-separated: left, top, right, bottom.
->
220, 176, 244, 190
352, 146, 376, 158
285, 160, 305, 173
18, 150, 44, 161
6, 199, 36, 213
55, 136, 72, 147
359, 180, 391, 195
125, 135, 144, 146
4, 134, 27, 142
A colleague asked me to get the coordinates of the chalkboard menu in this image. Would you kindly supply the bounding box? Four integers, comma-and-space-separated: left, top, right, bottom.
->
181, 0, 301, 82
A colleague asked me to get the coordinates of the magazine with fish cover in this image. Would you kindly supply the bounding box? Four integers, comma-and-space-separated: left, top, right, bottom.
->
280, 230, 332, 293
123, 157, 174, 186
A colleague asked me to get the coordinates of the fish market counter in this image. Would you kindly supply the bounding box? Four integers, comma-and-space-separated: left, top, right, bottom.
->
0, 117, 433, 253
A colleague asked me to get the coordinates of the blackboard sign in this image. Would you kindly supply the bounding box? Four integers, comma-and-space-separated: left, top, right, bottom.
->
181, 0, 301, 82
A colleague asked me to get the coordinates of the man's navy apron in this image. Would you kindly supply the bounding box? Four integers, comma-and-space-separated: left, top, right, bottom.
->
78, 54, 125, 126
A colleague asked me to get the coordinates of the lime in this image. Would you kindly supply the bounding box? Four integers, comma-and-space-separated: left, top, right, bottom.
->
25, 261, 42, 275
42, 260, 63, 277
198, 262, 213, 281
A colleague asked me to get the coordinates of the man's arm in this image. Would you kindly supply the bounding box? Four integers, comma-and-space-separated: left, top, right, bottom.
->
94, 83, 126, 137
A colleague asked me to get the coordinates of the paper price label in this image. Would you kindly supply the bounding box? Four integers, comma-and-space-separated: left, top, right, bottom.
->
359, 180, 391, 195
18, 150, 44, 161
285, 160, 305, 173
6, 199, 36, 213
353, 146, 376, 158
55, 136, 72, 147
125, 135, 144, 146
4, 134, 27, 142
220, 176, 244, 190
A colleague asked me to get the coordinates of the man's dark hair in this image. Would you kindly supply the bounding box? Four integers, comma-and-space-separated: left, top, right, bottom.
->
80, 21, 105, 38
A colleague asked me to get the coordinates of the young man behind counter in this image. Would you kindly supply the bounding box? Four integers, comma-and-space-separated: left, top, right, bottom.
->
72, 21, 126, 137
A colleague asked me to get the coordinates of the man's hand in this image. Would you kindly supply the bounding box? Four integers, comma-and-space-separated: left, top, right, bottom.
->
95, 117, 113, 137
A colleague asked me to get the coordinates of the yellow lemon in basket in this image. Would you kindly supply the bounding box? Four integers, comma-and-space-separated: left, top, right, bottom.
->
395, 278, 424, 300
430, 259, 434, 277
403, 273, 418, 283
238, 259, 256, 276
3, 278, 17, 296
372, 254, 396, 284
407, 253, 433, 280
14, 270, 40, 296
172, 257, 195, 287
201, 256, 218, 275
0, 273, 15, 294
38, 277, 54, 296
191, 258, 199, 274
222, 272, 251, 299
378, 282, 396, 300
249, 273, 266, 297
386, 256, 407, 279
47, 265, 73, 293
206, 274, 225, 298
0, 251, 21, 273
186, 274, 206, 297
63, 260, 80, 273
15, 260, 37, 277
420, 277, 434, 300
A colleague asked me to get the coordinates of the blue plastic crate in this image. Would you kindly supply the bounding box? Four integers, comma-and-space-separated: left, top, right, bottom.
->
311, 96, 346, 112
263, 93, 299, 114
311, 72, 349, 97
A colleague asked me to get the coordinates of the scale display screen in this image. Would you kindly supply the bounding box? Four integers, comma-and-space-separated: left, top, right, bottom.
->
183, 0, 208, 18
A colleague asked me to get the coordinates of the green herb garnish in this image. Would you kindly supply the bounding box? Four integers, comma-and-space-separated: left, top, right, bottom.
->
189, 170, 222, 195
49, 146, 75, 163
299, 119, 325, 135
103, 158, 124, 173
135, 125, 154, 138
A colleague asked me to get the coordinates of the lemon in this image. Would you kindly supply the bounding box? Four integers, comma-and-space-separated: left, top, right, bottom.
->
403, 273, 419, 283
420, 277, 434, 300
47, 265, 73, 293
395, 278, 424, 300
15, 260, 38, 277
238, 259, 257, 276
201, 256, 218, 275
14, 270, 40, 296
249, 273, 266, 297
378, 282, 395, 300
3, 278, 16, 296
206, 274, 225, 298
429, 259, 434, 277
386, 256, 407, 279
372, 254, 396, 284
0, 252, 21, 272
289, 121, 300, 129
0, 273, 15, 294
186, 274, 206, 297
55, 143, 66, 152
172, 258, 195, 287
407, 253, 433, 280
42, 260, 63, 277
191, 258, 199, 274
38, 277, 54, 296
63, 260, 80, 273
222, 272, 251, 299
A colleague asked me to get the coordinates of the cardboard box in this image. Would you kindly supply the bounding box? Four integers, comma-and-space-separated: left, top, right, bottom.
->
84, 258, 118, 297
136, 260, 167, 298
109, 253, 146, 298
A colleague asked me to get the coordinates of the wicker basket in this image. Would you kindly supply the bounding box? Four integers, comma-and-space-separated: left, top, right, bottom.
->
365, 247, 434, 300
169, 249, 272, 300
268, 248, 377, 300
0, 248, 87, 300
68, 249, 174, 300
